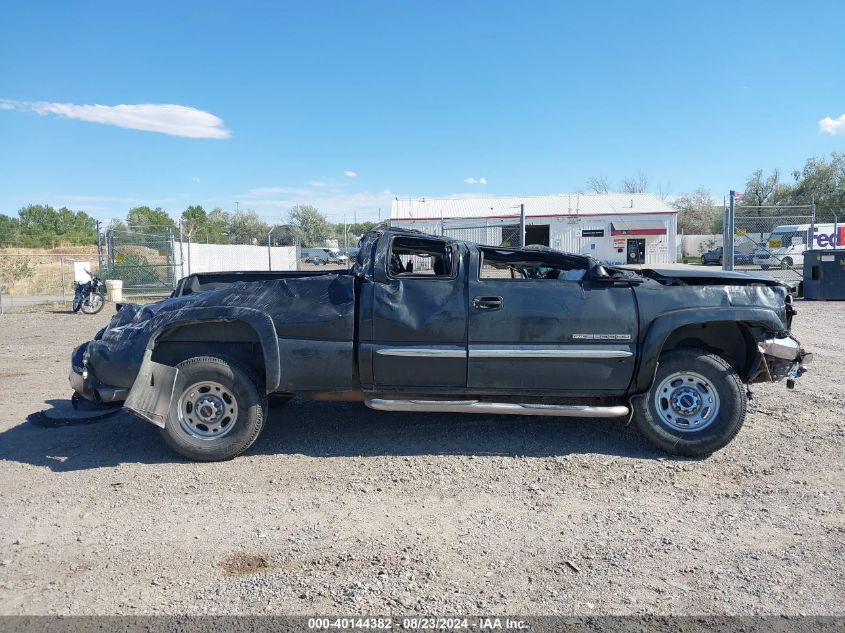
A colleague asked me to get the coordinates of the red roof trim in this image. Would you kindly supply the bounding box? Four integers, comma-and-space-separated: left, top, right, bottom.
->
394, 211, 677, 222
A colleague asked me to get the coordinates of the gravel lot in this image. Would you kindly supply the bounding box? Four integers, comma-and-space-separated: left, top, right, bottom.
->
0, 301, 843, 615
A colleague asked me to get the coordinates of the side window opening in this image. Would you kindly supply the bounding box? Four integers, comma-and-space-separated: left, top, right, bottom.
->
479, 248, 588, 281
389, 236, 456, 278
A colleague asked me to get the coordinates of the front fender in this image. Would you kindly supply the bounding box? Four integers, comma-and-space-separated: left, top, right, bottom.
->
632, 307, 786, 394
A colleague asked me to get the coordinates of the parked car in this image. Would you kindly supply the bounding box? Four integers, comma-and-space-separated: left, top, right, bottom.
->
70, 228, 810, 461
701, 246, 753, 266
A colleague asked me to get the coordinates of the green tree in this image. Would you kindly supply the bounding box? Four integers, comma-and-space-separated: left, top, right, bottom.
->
789, 153, 845, 215
228, 210, 270, 244
16, 204, 96, 247
206, 207, 231, 243
0, 214, 21, 244
126, 206, 177, 234
181, 205, 208, 240
288, 205, 332, 247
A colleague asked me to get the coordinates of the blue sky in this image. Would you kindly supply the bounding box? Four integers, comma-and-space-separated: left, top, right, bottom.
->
1, 0, 844, 224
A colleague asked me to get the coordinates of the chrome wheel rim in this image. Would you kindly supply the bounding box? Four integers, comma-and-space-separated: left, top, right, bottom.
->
82, 294, 103, 313
177, 380, 239, 439
653, 371, 720, 432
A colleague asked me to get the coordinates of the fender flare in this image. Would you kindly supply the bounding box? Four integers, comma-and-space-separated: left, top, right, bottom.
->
632, 306, 785, 394
146, 306, 281, 392
124, 307, 280, 429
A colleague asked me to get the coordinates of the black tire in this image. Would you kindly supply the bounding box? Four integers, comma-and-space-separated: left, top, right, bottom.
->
780, 257, 793, 269
161, 356, 267, 462
717, 256, 723, 266
633, 348, 747, 457
81, 291, 105, 315
760, 265, 770, 270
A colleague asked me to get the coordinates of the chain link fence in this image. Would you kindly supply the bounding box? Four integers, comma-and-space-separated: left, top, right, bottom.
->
440, 219, 522, 247
100, 225, 301, 297
730, 206, 815, 283
102, 225, 181, 296
0, 247, 96, 312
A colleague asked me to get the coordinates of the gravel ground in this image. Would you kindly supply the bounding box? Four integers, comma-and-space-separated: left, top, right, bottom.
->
0, 301, 843, 615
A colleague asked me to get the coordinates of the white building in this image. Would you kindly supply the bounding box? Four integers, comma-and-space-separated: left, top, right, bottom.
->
390, 193, 678, 265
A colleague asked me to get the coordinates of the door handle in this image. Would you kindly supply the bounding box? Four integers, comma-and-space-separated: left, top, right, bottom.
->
472, 295, 503, 310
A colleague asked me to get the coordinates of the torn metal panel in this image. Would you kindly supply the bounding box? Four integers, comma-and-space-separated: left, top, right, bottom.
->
124, 352, 180, 428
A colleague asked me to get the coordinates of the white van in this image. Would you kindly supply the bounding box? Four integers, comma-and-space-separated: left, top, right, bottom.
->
753, 223, 844, 269
301, 247, 349, 265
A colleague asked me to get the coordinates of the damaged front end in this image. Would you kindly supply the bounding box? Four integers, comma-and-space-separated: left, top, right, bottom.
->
69, 303, 144, 405
751, 333, 812, 389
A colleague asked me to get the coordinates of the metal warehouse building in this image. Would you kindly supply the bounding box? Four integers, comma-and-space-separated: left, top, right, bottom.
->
390, 193, 678, 265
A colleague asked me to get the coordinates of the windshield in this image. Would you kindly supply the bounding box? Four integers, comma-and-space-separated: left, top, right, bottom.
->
768, 229, 806, 248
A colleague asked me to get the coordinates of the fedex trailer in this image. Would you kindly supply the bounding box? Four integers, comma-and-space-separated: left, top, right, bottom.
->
753, 223, 845, 269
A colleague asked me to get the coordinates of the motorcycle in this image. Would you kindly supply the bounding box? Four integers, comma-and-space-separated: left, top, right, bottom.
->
72, 270, 106, 314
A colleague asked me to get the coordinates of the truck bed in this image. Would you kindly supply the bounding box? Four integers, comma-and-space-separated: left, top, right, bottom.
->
172, 269, 348, 297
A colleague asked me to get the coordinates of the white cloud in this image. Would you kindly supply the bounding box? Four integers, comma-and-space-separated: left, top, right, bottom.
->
819, 113, 845, 136
192, 176, 201, 183
0, 99, 231, 139
463, 177, 487, 185
479, 177, 487, 185
344, 170, 358, 178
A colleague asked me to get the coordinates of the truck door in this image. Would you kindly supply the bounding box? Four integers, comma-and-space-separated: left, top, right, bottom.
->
467, 247, 637, 394
366, 235, 468, 390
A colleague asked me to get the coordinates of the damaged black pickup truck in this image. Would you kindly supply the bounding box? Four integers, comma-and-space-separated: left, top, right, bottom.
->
70, 227, 810, 461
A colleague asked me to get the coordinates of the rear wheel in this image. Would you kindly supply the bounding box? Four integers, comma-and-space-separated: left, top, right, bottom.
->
161, 356, 267, 461
633, 348, 747, 456
780, 257, 793, 269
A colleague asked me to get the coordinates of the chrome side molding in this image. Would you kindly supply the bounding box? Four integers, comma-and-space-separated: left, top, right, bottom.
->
468, 348, 633, 359
376, 347, 466, 358
365, 397, 629, 418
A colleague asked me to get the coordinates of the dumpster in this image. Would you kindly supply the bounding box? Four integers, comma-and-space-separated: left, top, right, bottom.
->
804, 249, 845, 300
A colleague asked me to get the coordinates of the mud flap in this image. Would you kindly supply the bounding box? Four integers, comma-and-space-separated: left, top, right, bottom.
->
124, 351, 180, 429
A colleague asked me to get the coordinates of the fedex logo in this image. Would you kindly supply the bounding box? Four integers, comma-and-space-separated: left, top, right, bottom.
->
809, 226, 845, 248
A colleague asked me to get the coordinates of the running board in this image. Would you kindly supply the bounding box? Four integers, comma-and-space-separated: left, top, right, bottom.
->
365, 397, 629, 418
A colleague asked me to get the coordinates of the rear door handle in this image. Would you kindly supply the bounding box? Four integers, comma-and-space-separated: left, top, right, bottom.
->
472, 295, 503, 310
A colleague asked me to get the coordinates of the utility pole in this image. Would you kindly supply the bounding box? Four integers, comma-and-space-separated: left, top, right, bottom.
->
519, 203, 526, 248
343, 213, 348, 251
267, 227, 275, 270
726, 191, 736, 271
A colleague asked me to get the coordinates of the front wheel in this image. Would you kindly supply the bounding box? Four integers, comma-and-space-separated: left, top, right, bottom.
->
80, 291, 105, 314
161, 356, 267, 461
633, 348, 747, 457
780, 257, 793, 269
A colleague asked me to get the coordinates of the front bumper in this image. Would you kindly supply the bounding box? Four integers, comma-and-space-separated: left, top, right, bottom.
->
69, 343, 129, 403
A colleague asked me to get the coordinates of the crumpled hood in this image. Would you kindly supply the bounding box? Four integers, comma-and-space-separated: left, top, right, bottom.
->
630, 266, 786, 287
